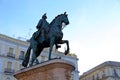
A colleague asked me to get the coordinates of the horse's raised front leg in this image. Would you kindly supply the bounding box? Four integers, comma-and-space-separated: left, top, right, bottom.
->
58, 40, 70, 55
49, 37, 55, 60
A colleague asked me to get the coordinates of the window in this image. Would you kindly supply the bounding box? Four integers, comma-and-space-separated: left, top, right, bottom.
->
92, 75, 94, 80
9, 48, 14, 54
7, 47, 15, 58
113, 69, 118, 77
20, 51, 25, 55
20, 64, 23, 69
4, 62, 14, 74
7, 62, 12, 69
19, 51, 25, 60
6, 77, 10, 80
96, 74, 99, 80
102, 71, 106, 78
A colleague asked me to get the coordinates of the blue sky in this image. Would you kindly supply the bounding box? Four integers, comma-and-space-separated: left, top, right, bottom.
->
0, 0, 120, 75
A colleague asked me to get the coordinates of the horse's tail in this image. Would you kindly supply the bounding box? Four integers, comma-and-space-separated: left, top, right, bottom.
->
22, 46, 31, 67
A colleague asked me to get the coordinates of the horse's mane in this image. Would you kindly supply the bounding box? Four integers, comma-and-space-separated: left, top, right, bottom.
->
50, 14, 63, 25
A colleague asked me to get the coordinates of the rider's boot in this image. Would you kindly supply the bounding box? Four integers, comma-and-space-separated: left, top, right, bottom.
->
39, 30, 45, 43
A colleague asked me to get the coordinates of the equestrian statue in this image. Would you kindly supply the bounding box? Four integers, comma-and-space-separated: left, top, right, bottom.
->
22, 12, 70, 67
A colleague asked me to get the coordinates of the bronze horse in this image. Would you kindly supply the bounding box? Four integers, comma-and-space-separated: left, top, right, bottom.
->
22, 12, 70, 67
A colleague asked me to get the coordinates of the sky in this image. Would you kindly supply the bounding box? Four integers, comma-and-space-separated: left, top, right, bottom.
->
0, 0, 120, 75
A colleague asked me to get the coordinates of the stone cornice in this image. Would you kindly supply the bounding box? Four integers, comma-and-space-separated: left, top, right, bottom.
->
0, 34, 29, 47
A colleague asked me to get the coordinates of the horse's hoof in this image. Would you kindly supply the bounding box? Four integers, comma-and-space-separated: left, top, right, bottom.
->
29, 64, 33, 67
64, 50, 69, 55
36, 62, 39, 65
22, 62, 27, 67
48, 58, 51, 60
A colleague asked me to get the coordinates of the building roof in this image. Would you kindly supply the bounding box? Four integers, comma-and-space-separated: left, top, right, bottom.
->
0, 34, 29, 47
81, 61, 120, 77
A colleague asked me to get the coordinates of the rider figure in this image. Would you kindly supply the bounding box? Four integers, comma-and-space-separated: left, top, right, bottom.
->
34, 13, 49, 43
34, 13, 61, 49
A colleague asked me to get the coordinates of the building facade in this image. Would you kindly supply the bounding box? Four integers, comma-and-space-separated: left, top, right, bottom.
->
0, 34, 79, 80
80, 61, 120, 80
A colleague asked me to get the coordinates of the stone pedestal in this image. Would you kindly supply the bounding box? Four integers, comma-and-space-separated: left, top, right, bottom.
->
14, 59, 75, 80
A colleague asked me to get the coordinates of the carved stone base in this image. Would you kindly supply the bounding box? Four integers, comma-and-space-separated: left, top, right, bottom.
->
14, 59, 75, 80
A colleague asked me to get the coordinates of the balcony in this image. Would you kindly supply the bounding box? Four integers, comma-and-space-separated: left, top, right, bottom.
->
7, 52, 15, 58
4, 68, 15, 75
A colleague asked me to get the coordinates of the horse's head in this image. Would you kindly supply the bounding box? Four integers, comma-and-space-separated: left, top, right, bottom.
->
60, 12, 69, 26
50, 12, 69, 30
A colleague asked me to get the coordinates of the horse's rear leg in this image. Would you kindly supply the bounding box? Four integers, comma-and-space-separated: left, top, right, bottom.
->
29, 48, 38, 66
36, 47, 44, 63
30, 45, 44, 66
22, 46, 31, 67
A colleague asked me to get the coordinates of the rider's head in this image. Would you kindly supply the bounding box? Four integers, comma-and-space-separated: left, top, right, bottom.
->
42, 13, 47, 20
